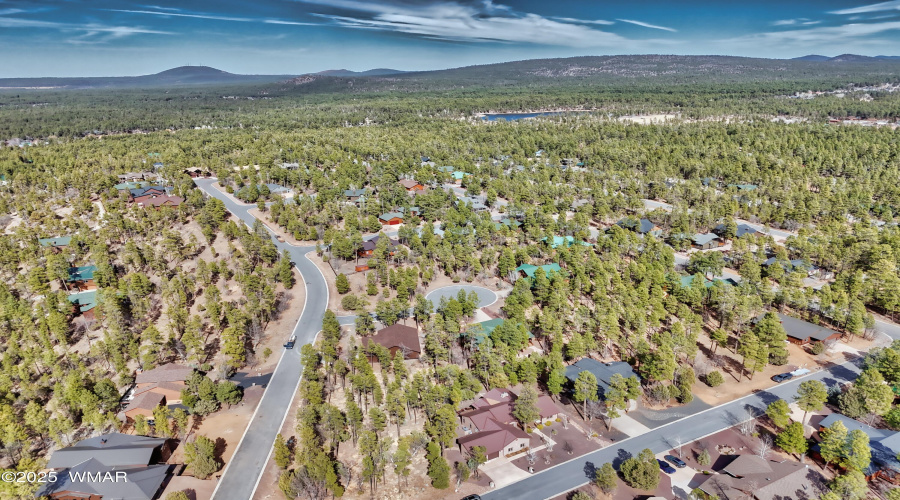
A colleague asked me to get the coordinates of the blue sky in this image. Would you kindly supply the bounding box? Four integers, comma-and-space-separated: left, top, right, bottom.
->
2, 0, 900, 77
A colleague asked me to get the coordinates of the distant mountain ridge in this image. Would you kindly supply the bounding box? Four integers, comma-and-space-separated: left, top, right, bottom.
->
314, 68, 405, 77
793, 54, 900, 62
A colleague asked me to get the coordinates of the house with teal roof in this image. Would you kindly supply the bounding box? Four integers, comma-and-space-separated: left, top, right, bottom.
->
679, 275, 739, 289
451, 171, 472, 183
67, 265, 98, 290
68, 290, 98, 320
462, 318, 534, 347
542, 236, 593, 249
39, 236, 72, 250
114, 181, 150, 191
515, 263, 562, 279
494, 218, 522, 230
727, 183, 758, 191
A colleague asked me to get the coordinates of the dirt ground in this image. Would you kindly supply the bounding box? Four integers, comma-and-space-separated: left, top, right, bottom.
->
691, 330, 872, 407
549, 469, 674, 500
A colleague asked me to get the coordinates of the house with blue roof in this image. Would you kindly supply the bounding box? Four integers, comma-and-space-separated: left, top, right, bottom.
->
68, 290, 98, 320
515, 263, 562, 279
39, 236, 72, 251
713, 223, 758, 239
617, 218, 663, 237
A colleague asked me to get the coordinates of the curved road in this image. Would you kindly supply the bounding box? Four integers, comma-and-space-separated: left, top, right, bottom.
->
194, 179, 328, 500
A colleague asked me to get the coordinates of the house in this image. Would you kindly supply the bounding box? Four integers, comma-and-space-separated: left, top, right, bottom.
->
129, 185, 166, 201
123, 391, 166, 421
398, 179, 425, 192
266, 183, 293, 197
67, 265, 98, 291
39, 433, 173, 500
763, 257, 817, 276
617, 218, 663, 237
134, 363, 194, 404
714, 223, 758, 239
817, 413, 900, 481
697, 454, 825, 500
361, 323, 421, 360
679, 275, 738, 289
117, 172, 154, 182
450, 171, 472, 183
457, 419, 531, 461
184, 168, 211, 178
564, 358, 640, 400
279, 162, 301, 169
457, 196, 488, 212
542, 236, 592, 249
68, 290, 98, 321
727, 183, 758, 191
137, 195, 184, 209
757, 312, 842, 345
515, 263, 562, 279
693, 232, 724, 250
114, 180, 151, 191
358, 235, 400, 257
344, 188, 367, 204
378, 212, 404, 225
437, 166, 454, 173
463, 318, 533, 346
494, 218, 523, 230
39, 236, 72, 252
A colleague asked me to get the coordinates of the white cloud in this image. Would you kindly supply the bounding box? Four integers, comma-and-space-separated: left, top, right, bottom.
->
830, 1, 900, 15
106, 9, 259, 23
725, 20, 900, 45
0, 9, 173, 39
773, 19, 798, 25
551, 16, 614, 26
617, 18, 677, 32
298, 0, 634, 47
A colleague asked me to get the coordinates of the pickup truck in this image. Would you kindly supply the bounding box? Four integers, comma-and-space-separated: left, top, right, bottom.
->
283, 335, 296, 349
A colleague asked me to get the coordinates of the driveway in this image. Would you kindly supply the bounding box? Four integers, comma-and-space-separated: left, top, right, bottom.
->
194, 179, 329, 500
659, 452, 698, 500
482, 459, 533, 489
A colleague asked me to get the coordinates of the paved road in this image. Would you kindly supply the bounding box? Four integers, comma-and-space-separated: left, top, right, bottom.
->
485, 322, 900, 500
482, 356, 864, 500
194, 179, 329, 500
425, 285, 498, 308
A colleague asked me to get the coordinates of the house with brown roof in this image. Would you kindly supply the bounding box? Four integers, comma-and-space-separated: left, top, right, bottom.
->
136, 195, 184, 209
361, 324, 421, 360
457, 419, 531, 461
123, 391, 166, 421
134, 363, 193, 404
358, 235, 399, 258
398, 179, 425, 192
697, 455, 825, 500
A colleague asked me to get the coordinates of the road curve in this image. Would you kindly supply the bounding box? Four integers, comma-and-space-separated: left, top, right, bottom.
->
194, 179, 328, 500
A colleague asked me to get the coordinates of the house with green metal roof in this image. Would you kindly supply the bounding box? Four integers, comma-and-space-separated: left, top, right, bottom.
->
462, 318, 534, 347
451, 171, 472, 182
727, 183, 758, 191
114, 181, 150, 191
679, 275, 739, 289
494, 218, 522, 230
379, 212, 405, 225
68, 290, 98, 320
39, 236, 72, 249
542, 235, 593, 249
67, 265, 98, 290
515, 263, 562, 279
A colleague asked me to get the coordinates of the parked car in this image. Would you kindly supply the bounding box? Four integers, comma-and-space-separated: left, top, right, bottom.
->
276, 235, 285, 242
665, 455, 687, 468
461, 496, 482, 500
772, 372, 793, 383
284, 335, 296, 349
657, 459, 676, 474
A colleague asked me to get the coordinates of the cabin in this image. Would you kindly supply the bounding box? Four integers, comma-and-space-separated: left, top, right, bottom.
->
378, 212, 404, 225
361, 323, 421, 360
617, 218, 662, 237
515, 263, 562, 280
358, 235, 399, 257
456, 196, 488, 212
543, 235, 592, 249
117, 172, 154, 182
697, 455, 825, 500
133, 363, 194, 404
123, 391, 166, 421
129, 185, 166, 202
494, 218, 522, 231
39, 236, 72, 253
714, 223, 758, 239
692, 232, 724, 250
398, 179, 425, 192
450, 171, 472, 183
817, 413, 900, 482
68, 290, 98, 321
67, 265, 98, 291
344, 188, 367, 203
184, 168, 211, 178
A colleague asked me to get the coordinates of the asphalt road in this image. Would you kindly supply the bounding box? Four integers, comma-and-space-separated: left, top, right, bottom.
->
482, 356, 864, 500
194, 179, 328, 500
484, 322, 900, 500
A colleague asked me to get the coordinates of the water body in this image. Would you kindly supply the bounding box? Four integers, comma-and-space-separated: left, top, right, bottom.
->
481, 111, 588, 121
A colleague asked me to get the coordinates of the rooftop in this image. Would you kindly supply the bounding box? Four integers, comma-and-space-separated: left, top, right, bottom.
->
39, 236, 72, 247
67, 265, 97, 283
361, 323, 421, 354
68, 290, 98, 313
564, 358, 639, 398
515, 263, 562, 278
136, 363, 194, 384
46, 433, 167, 469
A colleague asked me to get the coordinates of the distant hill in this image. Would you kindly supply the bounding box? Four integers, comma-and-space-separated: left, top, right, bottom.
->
793, 54, 900, 62
314, 68, 405, 77
0, 66, 295, 89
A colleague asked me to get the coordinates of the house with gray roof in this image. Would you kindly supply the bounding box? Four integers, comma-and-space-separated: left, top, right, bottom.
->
617, 218, 662, 237
40, 433, 172, 500
754, 312, 841, 345
817, 413, 900, 480
693, 232, 723, 250
564, 358, 639, 400
39, 236, 72, 250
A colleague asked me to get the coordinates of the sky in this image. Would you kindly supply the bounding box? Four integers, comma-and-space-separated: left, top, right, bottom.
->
2, 0, 900, 77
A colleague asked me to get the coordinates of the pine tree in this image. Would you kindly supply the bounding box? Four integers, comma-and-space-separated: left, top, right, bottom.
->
594, 462, 617, 494
775, 421, 808, 458
843, 429, 871, 472
336, 273, 350, 294
273, 433, 292, 469
184, 435, 220, 479
766, 399, 791, 429
573, 371, 599, 418
794, 380, 827, 425
512, 384, 540, 427
819, 420, 848, 471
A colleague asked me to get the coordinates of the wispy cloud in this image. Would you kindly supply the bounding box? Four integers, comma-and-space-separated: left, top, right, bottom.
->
617, 18, 677, 32
299, 0, 632, 47
773, 18, 821, 26
830, 0, 900, 15
551, 16, 614, 26
725, 20, 900, 45
0, 9, 172, 40
107, 8, 319, 27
